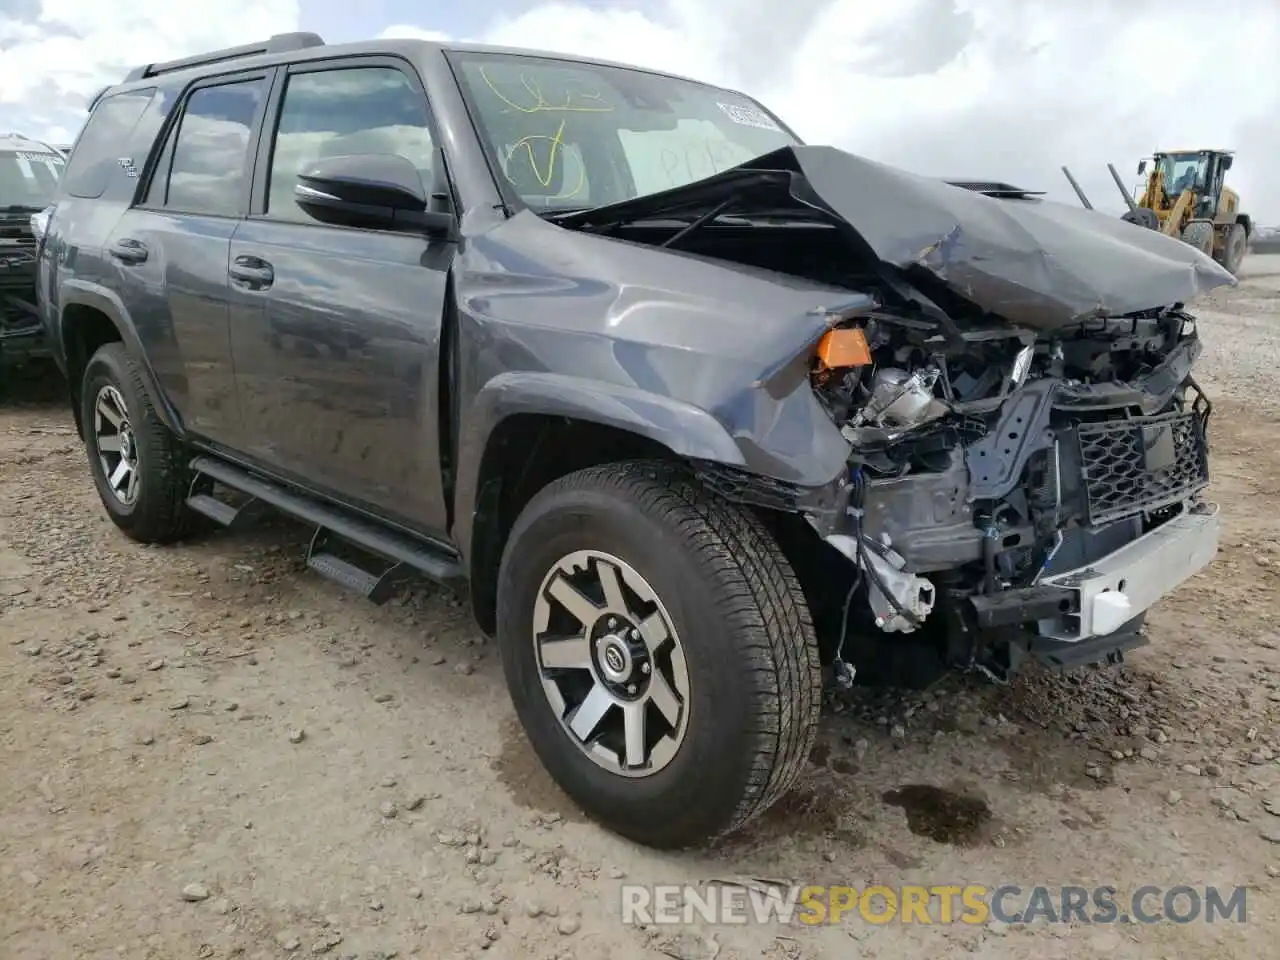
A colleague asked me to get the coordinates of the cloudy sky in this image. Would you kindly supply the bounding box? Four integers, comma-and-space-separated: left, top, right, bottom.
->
3, 0, 1278, 222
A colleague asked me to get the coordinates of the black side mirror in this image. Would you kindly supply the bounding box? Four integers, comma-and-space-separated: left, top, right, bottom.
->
1137, 160, 1147, 176
1221, 155, 1233, 171
295, 153, 455, 237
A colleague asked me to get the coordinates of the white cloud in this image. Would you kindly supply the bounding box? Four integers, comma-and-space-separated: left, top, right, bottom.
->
472, 0, 1280, 221
379, 25, 452, 43
4, 0, 1279, 221
0, 1, 300, 122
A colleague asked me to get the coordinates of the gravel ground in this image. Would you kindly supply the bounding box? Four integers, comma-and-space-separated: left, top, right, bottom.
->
3, 257, 1280, 960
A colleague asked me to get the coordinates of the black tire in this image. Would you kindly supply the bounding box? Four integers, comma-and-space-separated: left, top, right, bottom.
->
80, 342, 193, 543
1121, 208, 1159, 231
1181, 221, 1214, 257
1219, 223, 1247, 276
496, 460, 821, 848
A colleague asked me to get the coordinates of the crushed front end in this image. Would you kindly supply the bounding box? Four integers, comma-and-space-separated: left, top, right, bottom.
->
808, 303, 1219, 680
1, 207, 45, 368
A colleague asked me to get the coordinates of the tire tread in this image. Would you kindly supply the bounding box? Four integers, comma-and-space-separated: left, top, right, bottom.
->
518, 459, 822, 840
84, 343, 193, 543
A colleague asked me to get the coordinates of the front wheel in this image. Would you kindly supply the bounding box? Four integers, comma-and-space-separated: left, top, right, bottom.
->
1218, 223, 1247, 276
1181, 221, 1214, 257
496, 460, 821, 848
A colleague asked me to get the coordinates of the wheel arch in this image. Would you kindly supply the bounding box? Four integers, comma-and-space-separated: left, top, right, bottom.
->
457, 372, 752, 636
58, 280, 181, 438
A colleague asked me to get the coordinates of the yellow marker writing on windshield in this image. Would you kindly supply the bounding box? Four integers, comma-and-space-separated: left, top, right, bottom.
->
479, 66, 614, 114
503, 118, 587, 200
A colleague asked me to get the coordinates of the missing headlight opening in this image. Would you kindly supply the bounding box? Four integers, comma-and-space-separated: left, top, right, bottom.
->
805, 299, 1216, 685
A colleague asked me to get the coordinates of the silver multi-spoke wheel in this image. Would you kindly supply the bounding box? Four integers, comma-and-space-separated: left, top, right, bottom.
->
93, 384, 140, 506
534, 549, 690, 778
499, 461, 822, 847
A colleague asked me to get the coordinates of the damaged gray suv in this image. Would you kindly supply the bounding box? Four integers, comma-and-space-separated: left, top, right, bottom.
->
38, 33, 1233, 848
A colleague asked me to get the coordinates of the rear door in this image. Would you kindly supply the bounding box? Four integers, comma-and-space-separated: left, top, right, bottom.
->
228, 56, 453, 536
107, 70, 274, 447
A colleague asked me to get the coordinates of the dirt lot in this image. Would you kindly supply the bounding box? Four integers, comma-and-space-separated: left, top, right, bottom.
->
3, 258, 1280, 960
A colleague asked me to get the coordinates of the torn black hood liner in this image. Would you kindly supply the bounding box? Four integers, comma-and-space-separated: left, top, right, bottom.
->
559, 145, 1237, 330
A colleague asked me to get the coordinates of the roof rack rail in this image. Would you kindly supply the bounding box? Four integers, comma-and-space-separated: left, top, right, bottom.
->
86, 84, 109, 113
122, 32, 325, 82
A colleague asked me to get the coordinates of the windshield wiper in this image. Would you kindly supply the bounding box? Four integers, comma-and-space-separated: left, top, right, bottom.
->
540, 206, 592, 220
543, 195, 752, 242
659, 194, 740, 248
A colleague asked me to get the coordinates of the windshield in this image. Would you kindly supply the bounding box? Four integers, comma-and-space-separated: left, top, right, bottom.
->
452, 52, 800, 211
1155, 152, 1207, 196
0, 148, 64, 208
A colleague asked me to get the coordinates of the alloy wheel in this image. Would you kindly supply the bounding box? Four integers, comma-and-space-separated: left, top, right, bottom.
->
94, 384, 140, 506
532, 549, 690, 777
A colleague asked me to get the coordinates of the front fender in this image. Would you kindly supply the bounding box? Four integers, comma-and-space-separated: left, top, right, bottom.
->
453, 371, 750, 560
476, 370, 748, 461
59, 279, 184, 435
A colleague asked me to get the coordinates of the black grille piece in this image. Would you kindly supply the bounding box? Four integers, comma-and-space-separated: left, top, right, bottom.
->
692, 461, 803, 513
1074, 412, 1209, 524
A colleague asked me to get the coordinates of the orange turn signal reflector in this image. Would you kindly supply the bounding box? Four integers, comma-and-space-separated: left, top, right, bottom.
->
815, 326, 871, 369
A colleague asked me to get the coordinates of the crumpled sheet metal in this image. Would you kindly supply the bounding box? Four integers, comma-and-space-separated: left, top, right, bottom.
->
763, 145, 1237, 329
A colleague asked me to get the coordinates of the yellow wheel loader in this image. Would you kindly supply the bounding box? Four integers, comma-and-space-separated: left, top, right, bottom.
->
1062, 150, 1251, 275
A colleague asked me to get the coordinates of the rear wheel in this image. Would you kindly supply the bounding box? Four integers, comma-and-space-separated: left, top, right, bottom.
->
496, 460, 821, 848
80, 343, 193, 543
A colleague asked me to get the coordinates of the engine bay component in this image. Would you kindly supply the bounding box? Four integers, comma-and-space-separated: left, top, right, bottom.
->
827, 533, 936, 633
853, 367, 949, 432
806, 295, 1217, 667
1008, 344, 1034, 391
815, 325, 872, 371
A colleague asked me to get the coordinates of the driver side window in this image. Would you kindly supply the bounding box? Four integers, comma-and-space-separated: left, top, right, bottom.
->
266, 65, 436, 223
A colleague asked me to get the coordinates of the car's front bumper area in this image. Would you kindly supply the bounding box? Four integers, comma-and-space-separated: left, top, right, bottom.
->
1, 295, 47, 365
970, 501, 1220, 643
1, 251, 46, 367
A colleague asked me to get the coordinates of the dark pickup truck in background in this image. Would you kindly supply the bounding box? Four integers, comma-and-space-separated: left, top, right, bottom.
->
1, 134, 63, 374
35, 33, 1234, 848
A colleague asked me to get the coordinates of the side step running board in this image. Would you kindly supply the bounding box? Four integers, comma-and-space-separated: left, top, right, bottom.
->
306, 527, 412, 605
187, 455, 464, 601
186, 491, 264, 530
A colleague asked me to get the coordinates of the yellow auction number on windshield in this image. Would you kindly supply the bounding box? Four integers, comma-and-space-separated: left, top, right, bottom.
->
502, 118, 587, 200
479, 66, 614, 115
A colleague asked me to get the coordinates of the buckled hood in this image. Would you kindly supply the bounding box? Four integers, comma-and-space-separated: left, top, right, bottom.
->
558, 145, 1237, 330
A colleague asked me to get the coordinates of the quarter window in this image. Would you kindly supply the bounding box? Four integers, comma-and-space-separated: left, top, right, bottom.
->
61, 88, 156, 200
266, 66, 436, 223
164, 79, 265, 216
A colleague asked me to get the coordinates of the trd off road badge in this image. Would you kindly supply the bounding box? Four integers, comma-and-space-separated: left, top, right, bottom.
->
117, 157, 138, 178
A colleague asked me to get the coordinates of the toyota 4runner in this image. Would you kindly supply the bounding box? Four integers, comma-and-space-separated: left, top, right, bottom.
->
37, 33, 1233, 848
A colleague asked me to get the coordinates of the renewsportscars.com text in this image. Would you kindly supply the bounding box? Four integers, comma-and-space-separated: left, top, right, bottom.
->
621, 883, 1248, 926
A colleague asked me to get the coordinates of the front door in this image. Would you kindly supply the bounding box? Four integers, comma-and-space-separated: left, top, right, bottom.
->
227, 59, 453, 537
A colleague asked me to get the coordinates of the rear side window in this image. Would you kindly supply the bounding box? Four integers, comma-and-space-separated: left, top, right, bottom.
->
61, 88, 157, 199
161, 79, 266, 217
